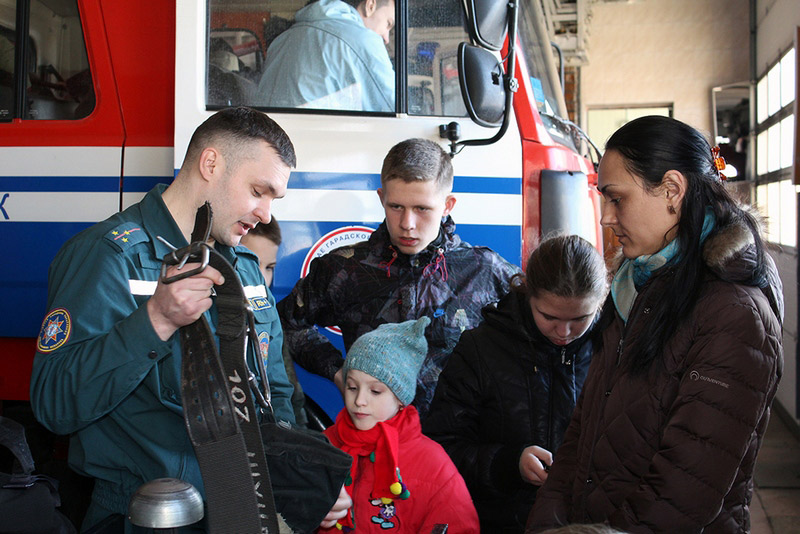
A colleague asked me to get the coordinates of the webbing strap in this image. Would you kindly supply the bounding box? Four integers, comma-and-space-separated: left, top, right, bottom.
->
169, 203, 280, 534
195, 436, 262, 533
0, 417, 35, 476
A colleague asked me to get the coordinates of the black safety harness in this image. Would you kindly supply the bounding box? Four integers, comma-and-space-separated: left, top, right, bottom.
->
160, 203, 281, 533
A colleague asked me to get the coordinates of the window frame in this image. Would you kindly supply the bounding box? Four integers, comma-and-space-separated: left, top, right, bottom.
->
204, 0, 480, 119
1, 0, 94, 122
754, 45, 796, 248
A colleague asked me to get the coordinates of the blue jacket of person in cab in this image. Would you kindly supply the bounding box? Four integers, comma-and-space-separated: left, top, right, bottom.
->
257, 0, 395, 112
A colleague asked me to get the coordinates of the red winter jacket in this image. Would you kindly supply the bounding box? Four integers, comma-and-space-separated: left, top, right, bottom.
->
322, 407, 480, 533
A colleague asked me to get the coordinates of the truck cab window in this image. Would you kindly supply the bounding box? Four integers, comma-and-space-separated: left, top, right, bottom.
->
0, 22, 14, 120
406, 0, 467, 117
2, 0, 94, 121
517, 2, 579, 153
518, 6, 561, 119
209, 0, 397, 113
207, 0, 471, 118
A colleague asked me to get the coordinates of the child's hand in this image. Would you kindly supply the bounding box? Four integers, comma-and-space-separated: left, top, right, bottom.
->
519, 445, 553, 485
318, 484, 352, 529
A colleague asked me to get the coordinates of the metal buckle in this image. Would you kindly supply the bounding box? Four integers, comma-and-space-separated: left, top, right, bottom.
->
160, 242, 211, 284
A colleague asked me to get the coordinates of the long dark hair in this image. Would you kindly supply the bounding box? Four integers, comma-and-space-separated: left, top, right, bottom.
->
606, 116, 766, 375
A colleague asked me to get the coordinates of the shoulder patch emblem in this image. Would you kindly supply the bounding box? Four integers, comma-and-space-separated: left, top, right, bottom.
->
105, 222, 149, 251
258, 331, 270, 363
38, 308, 72, 353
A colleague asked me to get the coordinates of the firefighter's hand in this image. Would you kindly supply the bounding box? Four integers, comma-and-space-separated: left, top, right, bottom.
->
519, 445, 552, 486
147, 263, 225, 341
318, 485, 352, 529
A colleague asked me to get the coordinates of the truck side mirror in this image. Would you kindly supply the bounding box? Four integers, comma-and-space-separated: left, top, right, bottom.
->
458, 43, 505, 127
444, 0, 518, 155
464, 0, 509, 51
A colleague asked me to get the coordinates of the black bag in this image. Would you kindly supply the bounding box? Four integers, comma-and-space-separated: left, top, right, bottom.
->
0, 416, 77, 534
260, 419, 352, 533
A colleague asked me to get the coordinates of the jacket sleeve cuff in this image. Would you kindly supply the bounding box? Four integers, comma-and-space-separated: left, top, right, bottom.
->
129, 303, 173, 361
287, 329, 344, 381
491, 443, 527, 490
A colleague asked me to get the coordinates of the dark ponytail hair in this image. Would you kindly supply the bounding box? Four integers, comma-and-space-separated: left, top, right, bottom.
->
513, 234, 608, 303
605, 115, 766, 375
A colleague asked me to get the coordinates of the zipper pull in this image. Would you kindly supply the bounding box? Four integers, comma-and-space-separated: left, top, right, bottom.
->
616, 338, 624, 366
561, 347, 566, 365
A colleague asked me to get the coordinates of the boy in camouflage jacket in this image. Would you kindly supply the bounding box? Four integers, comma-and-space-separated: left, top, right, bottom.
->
278, 138, 520, 417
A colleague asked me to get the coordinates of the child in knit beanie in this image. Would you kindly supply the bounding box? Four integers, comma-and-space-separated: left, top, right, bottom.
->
321, 317, 479, 533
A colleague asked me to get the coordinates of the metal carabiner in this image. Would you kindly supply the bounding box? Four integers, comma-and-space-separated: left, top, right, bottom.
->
159, 242, 211, 284
246, 307, 275, 419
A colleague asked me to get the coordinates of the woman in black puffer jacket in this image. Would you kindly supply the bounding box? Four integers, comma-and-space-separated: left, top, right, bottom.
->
423, 234, 608, 533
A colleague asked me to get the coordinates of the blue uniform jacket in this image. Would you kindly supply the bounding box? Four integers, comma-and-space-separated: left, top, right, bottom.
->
30, 185, 294, 523
257, 0, 395, 111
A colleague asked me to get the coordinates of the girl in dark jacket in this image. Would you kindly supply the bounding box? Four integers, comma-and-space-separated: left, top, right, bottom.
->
528, 116, 783, 533
423, 234, 608, 533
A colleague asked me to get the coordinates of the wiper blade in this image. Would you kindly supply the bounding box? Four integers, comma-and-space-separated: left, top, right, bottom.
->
539, 111, 602, 166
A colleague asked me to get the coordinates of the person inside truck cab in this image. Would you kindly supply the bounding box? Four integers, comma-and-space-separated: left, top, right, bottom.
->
277, 138, 521, 420
257, 0, 396, 112
29, 107, 352, 532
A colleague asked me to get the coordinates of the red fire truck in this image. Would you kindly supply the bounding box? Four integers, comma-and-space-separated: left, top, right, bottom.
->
0, 0, 601, 420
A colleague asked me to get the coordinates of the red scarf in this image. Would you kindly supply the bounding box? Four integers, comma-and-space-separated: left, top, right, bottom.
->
326, 406, 420, 530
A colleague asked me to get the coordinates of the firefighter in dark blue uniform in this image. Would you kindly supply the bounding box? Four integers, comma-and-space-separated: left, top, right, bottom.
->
29, 108, 352, 532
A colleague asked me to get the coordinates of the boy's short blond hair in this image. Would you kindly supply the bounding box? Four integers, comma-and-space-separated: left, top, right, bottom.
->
380, 138, 453, 192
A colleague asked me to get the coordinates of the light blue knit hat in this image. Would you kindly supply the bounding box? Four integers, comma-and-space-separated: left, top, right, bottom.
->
342, 317, 431, 405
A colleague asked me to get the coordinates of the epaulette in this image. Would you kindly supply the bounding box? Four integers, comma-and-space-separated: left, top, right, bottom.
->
104, 222, 149, 252
234, 244, 258, 261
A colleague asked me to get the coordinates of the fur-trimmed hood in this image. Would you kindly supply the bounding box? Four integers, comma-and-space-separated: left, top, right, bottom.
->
703, 208, 783, 324
703, 206, 765, 272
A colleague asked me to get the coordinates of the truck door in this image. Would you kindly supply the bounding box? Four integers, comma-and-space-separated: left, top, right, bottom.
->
177, 0, 524, 419
0, 0, 124, 399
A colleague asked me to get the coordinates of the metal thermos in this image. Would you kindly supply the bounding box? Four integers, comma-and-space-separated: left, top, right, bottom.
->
128, 478, 204, 533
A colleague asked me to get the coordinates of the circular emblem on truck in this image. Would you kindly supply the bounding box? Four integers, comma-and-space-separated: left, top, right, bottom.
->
301, 226, 374, 335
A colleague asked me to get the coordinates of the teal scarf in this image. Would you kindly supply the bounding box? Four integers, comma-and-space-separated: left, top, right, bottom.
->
611, 208, 715, 323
